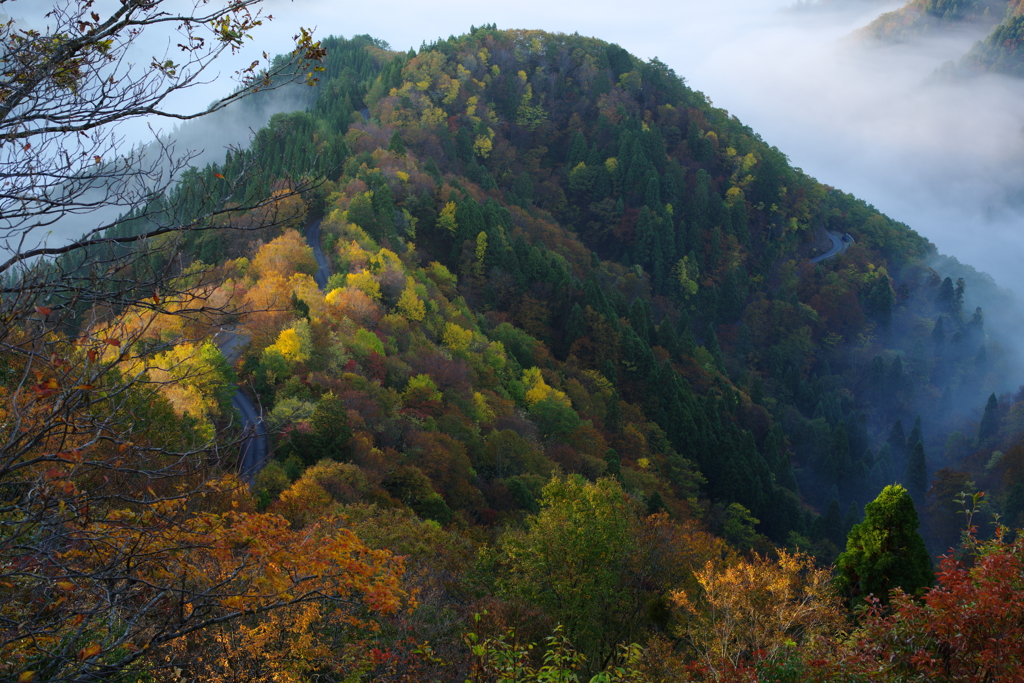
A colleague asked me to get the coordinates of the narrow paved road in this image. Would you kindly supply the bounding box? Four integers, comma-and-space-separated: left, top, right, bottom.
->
810, 231, 851, 264
232, 388, 268, 481
306, 217, 330, 290
214, 325, 268, 484
217, 217, 329, 485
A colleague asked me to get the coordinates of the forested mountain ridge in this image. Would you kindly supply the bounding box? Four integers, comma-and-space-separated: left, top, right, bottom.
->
15, 25, 1024, 682
854, 0, 1024, 78
114, 26, 1024, 558
956, 0, 1024, 74
856, 0, 1006, 42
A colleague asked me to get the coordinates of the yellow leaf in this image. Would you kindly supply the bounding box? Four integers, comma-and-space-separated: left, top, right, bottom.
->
78, 642, 101, 660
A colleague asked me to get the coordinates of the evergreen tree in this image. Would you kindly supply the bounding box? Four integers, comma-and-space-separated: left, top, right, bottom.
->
837, 485, 933, 604
932, 316, 946, 350
866, 273, 895, 328
907, 416, 923, 458
604, 448, 621, 478
567, 130, 588, 167
887, 419, 907, 465
387, 130, 406, 156
977, 393, 999, 445
293, 392, 352, 465
605, 392, 621, 434
634, 206, 656, 271
823, 499, 844, 548
843, 501, 861, 537
704, 322, 724, 373
647, 490, 667, 515
905, 440, 927, 505
832, 421, 851, 482
936, 276, 955, 312
565, 303, 586, 349
1004, 482, 1024, 527
628, 298, 652, 344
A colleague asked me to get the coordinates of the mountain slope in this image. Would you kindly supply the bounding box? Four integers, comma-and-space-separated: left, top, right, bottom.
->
857, 0, 1005, 42
958, 0, 1024, 74
110, 28, 1022, 558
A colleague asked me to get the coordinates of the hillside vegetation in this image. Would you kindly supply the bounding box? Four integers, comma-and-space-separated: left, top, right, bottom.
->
9, 27, 1024, 682
857, 0, 1006, 42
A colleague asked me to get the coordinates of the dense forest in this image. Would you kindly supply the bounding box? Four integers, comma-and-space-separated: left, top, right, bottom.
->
9, 26, 1024, 682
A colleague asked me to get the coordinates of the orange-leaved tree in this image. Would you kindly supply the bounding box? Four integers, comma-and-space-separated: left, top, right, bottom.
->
0, 2, 419, 682
673, 550, 844, 680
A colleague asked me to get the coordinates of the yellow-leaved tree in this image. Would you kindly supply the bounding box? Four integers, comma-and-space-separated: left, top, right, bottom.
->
673, 551, 844, 678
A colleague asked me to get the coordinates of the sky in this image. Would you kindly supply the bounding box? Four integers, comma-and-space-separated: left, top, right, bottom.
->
13, 0, 1024, 300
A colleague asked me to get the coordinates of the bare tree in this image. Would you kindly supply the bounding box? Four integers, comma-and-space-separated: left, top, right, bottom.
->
0, 4, 407, 683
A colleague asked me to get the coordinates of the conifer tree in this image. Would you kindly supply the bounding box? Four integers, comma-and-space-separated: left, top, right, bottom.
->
704, 322, 725, 373
887, 419, 907, 465
905, 440, 927, 505
1004, 482, 1024, 527
837, 485, 932, 604
634, 206, 656, 271
565, 303, 586, 349
977, 392, 999, 446
388, 130, 406, 156
823, 499, 844, 547
908, 416, 923, 457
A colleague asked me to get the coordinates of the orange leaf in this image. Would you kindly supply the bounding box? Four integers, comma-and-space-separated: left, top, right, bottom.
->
74, 384, 94, 391
34, 306, 51, 316
78, 643, 101, 660
153, 290, 160, 304
87, 349, 98, 363
56, 581, 75, 591
213, 172, 225, 179
104, 338, 120, 347
18, 671, 35, 683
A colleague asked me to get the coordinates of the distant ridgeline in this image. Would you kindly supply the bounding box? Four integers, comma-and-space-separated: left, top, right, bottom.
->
857, 0, 1024, 78
123, 27, 1024, 555
857, 0, 1007, 43
959, 0, 1024, 75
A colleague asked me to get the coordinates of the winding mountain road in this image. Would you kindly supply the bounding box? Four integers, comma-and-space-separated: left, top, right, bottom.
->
232, 389, 268, 481
306, 217, 330, 289
218, 217, 331, 484
810, 231, 852, 264
214, 325, 268, 484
